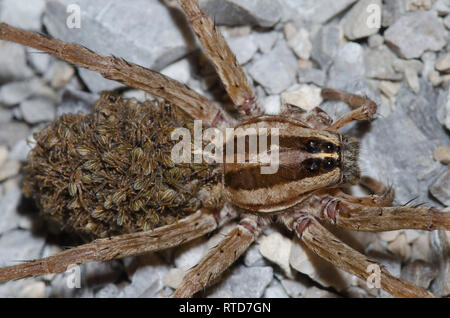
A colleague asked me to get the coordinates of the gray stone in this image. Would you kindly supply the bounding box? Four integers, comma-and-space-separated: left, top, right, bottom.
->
327, 42, 365, 89
43, 0, 197, 93
20, 97, 56, 124
384, 11, 447, 59
0, 41, 34, 83
298, 68, 326, 86
8, 136, 34, 162
244, 243, 266, 267
0, 184, 30, 234
430, 230, 450, 297
0, 108, 12, 124
248, 39, 298, 95
342, 0, 382, 40
364, 46, 402, 80
401, 260, 438, 289
95, 283, 121, 298
44, 61, 75, 89
0, 161, 20, 182
360, 81, 447, 205
253, 31, 279, 54
0, 122, 30, 148
173, 236, 209, 270
303, 286, 340, 298
444, 14, 450, 29
207, 265, 273, 298
0, 229, 46, 268
430, 169, 450, 205
260, 95, 281, 115
0, 78, 53, 107
434, 0, 450, 15
287, 28, 312, 60
436, 53, 450, 72
160, 59, 192, 85
199, 0, 282, 27
26, 48, 52, 75
368, 34, 384, 48
311, 25, 342, 70
281, 279, 309, 297
227, 35, 258, 65
382, 0, 406, 27
57, 89, 99, 117
281, 0, 357, 24
0, 0, 46, 31
264, 279, 289, 298
120, 254, 169, 297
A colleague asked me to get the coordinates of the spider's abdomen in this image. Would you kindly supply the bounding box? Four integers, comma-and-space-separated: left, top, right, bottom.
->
223, 116, 351, 212
23, 94, 219, 238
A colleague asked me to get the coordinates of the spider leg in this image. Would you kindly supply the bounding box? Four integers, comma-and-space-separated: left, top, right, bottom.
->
172, 213, 267, 297
321, 88, 377, 132
177, 0, 259, 117
0, 23, 229, 127
0, 209, 223, 283
279, 214, 435, 297
308, 193, 450, 232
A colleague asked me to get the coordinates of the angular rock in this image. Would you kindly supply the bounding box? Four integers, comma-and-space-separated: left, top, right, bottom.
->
163, 268, 185, 289
0, 41, 34, 83
287, 28, 312, 60
435, 53, 450, 73
434, 146, 450, 164
44, 0, 196, 92
95, 283, 120, 298
444, 14, 450, 29
253, 31, 279, 54
261, 95, 281, 115
207, 266, 273, 298
0, 146, 8, 168
298, 68, 326, 86
120, 254, 169, 297
387, 234, 411, 261
44, 61, 75, 89
0, 229, 46, 268
244, 243, 266, 267
401, 260, 438, 289
161, 59, 192, 85
303, 286, 340, 298
264, 279, 289, 298
0, 108, 12, 124
283, 0, 357, 24
364, 46, 402, 80
384, 11, 447, 59
433, 0, 450, 15
173, 236, 209, 270
378, 81, 402, 99
0, 161, 20, 182
342, 0, 382, 40
430, 169, 450, 205
20, 97, 56, 124
259, 233, 293, 277
368, 34, 384, 48
382, 0, 406, 27
281, 84, 323, 111
248, 39, 298, 95
199, 0, 282, 27
0, 122, 30, 148
226, 35, 258, 65
405, 0, 435, 11
327, 42, 365, 89
311, 25, 342, 70
0, 78, 54, 107
280, 279, 308, 297
0, 0, 46, 31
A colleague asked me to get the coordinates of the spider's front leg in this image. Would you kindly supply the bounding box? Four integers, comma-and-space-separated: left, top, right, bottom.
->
173, 213, 268, 298
321, 88, 378, 131
279, 212, 435, 298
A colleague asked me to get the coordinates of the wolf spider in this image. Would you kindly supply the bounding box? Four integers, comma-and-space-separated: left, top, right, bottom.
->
0, 0, 449, 298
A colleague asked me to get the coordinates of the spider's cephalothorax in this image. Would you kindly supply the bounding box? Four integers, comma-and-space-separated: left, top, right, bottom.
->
0, 0, 449, 299
23, 93, 220, 237
223, 116, 360, 212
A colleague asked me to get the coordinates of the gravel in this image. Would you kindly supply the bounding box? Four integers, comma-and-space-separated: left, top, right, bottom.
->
0, 0, 449, 299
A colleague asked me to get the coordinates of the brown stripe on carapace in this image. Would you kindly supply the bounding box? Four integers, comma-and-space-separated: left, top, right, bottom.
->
225, 157, 339, 191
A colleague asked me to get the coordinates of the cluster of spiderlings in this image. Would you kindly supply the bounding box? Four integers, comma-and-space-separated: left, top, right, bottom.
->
23, 93, 220, 238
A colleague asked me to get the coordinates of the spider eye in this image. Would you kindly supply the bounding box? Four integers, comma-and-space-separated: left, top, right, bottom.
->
322, 158, 336, 170
306, 159, 321, 173
323, 142, 335, 153
306, 139, 319, 153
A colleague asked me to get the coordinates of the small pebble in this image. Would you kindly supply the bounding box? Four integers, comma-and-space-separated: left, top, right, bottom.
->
259, 232, 293, 278
0, 161, 20, 182
434, 146, 450, 164
20, 97, 56, 124
281, 84, 323, 111
435, 53, 450, 73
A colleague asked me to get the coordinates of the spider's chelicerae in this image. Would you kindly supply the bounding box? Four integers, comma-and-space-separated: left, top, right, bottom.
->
0, 0, 449, 298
